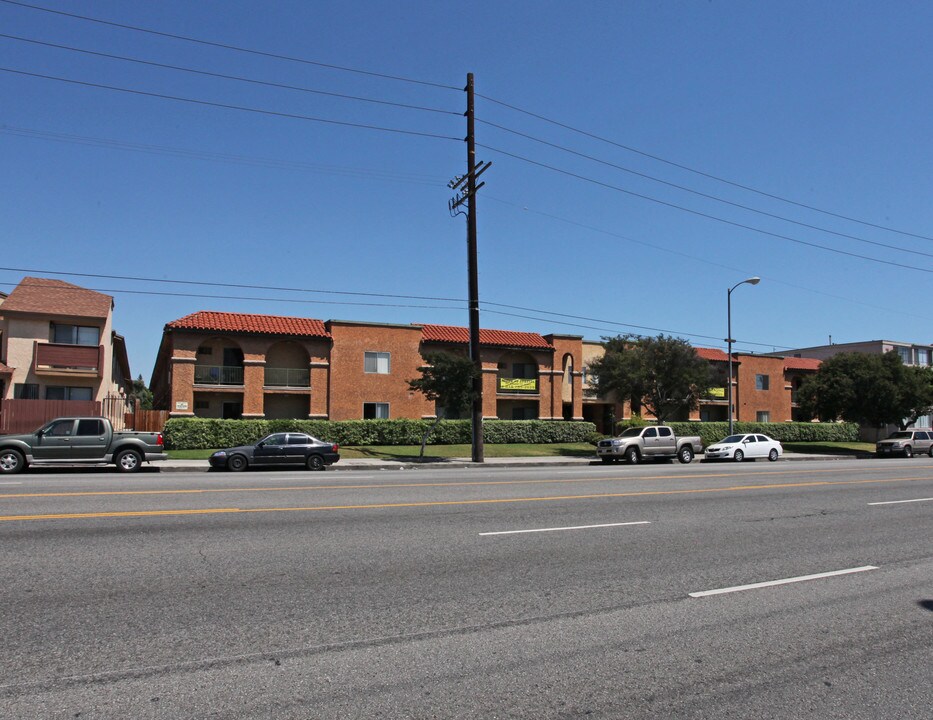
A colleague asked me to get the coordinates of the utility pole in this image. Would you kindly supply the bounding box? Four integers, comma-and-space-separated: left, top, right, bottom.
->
448, 73, 490, 462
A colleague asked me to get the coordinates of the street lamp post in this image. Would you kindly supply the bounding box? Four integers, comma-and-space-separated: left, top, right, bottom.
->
727, 277, 760, 435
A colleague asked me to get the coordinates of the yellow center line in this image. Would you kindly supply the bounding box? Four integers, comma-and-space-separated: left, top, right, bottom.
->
0, 476, 928, 523
0, 466, 900, 500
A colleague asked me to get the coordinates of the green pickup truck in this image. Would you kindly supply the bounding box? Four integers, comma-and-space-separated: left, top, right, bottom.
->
0, 417, 167, 474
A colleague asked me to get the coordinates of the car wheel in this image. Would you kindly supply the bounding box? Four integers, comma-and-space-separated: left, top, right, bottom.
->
768, 449, 779, 462
115, 449, 142, 473
228, 454, 248, 472
306, 454, 325, 471
678, 446, 694, 464
733, 449, 744, 462
625, 447, 639, 464
903, 445, 913, 458
0, 449, 26, 475
928, 446, 933, 458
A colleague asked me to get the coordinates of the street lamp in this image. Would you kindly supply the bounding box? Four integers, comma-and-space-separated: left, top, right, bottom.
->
727, 277, 760, 434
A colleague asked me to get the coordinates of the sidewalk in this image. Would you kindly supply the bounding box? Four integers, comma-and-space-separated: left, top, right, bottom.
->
158, 452, 858, 472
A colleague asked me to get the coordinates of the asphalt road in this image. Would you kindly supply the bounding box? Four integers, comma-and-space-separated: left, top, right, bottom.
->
0, 458, 930, 718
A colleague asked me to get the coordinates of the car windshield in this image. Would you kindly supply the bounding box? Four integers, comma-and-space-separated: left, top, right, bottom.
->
619, 428, 644, 438
720, 435, 745, 444
887, 431, 912, 439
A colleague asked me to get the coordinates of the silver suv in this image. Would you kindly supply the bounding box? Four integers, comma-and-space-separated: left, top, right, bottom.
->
876, 429, 933, 458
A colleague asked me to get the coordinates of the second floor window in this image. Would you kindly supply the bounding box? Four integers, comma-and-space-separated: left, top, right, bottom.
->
755, 374, 770, 391
364, 352, 390, 374
51, 323, 100, 346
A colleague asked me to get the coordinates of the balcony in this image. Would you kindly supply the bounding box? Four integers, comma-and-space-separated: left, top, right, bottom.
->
702, 386, 727, 402
33, 342, 103, 377
194, 365, 244, 386
498, 377, 538, 394
264, 367, 310, 388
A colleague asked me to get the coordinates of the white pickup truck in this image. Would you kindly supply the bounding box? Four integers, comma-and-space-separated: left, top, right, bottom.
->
596, 425, 703, 464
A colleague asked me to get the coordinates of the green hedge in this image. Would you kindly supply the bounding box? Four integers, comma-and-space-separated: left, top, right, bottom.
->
614, 420, 859, 446
162, 418, 597, 450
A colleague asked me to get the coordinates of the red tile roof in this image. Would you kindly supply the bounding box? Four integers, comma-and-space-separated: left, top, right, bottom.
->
1, 277, 112, 319
695, 347, 730, 362
166, 311, 330, 338
420, 324, 553, 350
783, 357, 821, 371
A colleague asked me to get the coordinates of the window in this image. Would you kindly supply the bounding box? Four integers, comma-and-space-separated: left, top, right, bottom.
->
265, 434, 287, 445
658, 427, 672, 437
917, 348, 929, 366
755, 374, 770, 391
756, 411, 770, 422
643, 428, 657, 438
511, 362, 537, 379
51, 323, 100, 346
194, 400, 210, 410
45, 419, 75, 436
46, 386, 93, 401
197, 345, 213, 356
287, 434, 312, 445
14, 383, 39, 399
914, 431, 929, 440
364, 352, 390, 374
755, 435, 769, 442
77, 419, 104, 436
363, 402, 389, 419
897, 346, 911, 364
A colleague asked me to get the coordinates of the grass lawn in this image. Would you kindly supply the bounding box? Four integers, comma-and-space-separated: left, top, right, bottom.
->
782, 441, 875, 455
167, 443, 597, 461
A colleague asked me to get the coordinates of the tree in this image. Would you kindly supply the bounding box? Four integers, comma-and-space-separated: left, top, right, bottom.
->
588, 334, 713, 425
408, 351, 479, 458
129, 374, 153, 410
798, 351, 933, 429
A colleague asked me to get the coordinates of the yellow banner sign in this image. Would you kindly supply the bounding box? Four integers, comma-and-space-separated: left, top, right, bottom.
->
707, 387, 726, 398
500, 378, 538, 391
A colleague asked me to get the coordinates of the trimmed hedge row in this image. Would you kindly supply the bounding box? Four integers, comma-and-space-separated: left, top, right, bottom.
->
615, 420, 859, 447
162, 418, 597, 450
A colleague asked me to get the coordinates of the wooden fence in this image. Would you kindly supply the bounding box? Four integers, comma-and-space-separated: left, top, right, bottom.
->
0, 399, 101, 434
133, 408, 170, 433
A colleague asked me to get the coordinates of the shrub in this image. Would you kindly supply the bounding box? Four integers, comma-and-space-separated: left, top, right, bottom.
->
162, 418, 596, 450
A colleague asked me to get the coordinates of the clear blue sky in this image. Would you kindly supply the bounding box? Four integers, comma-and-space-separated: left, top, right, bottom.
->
3, 1, 932, 381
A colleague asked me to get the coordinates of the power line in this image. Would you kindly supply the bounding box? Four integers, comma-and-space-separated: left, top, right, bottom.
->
0, 67, 462, 142
0, 33, 461, 116
0, 0, 461, 91
483, 194, 933, 323
477, 117, 933, 259
476, 91, 933, 243
0, 270, 784, 351
479, 142, 933, 275
1, 124, 444, 184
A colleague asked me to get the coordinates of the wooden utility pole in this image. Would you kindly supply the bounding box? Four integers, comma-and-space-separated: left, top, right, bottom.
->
448, 73, 490, 462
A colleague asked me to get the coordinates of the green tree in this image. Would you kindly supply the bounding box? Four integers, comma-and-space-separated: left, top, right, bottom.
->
408, 351, 479, 458
588, 334, 713, 425
129, 374, 153, 410
798, 351, 933, 429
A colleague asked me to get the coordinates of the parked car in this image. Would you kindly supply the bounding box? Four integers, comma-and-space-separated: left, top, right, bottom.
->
596, 425, 704, 464
704, 433, 782, 462
875, 429, 933, 458
0, 416, 167, 474
209, 432, 340, 471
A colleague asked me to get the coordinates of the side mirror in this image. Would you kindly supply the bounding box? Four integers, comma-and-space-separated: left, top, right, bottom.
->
256, 441, 265, 448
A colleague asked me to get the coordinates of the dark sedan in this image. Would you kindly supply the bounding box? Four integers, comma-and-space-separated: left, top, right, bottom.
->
209, 432, 340, 471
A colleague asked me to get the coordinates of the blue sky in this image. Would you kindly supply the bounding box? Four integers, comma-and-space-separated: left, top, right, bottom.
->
3, 1, 932, 381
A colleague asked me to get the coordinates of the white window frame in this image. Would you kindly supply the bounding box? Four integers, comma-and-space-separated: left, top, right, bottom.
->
363, 402, 389, 419
364, 352, 391, 374
755, 374, 770, 391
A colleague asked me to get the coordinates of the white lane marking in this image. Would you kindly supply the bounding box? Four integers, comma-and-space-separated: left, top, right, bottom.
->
480, 521, 650, 536
0, 482, 23, 486
689, 566, 878, 598
868, 497, 933, 506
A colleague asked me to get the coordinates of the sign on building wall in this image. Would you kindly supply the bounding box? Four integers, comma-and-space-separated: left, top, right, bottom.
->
175, 401, 189, 410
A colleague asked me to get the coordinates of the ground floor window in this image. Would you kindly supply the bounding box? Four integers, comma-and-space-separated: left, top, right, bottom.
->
363, 402, 389, 419
756, 411, 770, 422
46, 386, 93, 401
14, 383, 39, 399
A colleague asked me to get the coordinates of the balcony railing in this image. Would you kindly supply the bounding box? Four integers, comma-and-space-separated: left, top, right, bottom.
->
264, 367, 310, 388
33, 342, 103, 376
194, 365, 244, 385
703, 386, 727, 401
498, 377, 538, 394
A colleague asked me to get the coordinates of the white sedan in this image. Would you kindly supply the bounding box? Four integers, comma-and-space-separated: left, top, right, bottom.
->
704, 433, 783, 462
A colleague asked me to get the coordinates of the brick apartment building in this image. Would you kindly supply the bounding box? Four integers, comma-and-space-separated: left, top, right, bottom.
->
150, 309, 817, 429
150, 312, 585, 422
